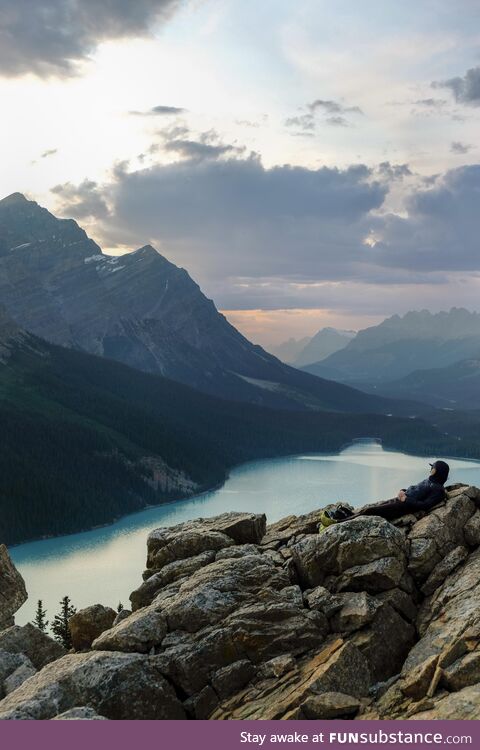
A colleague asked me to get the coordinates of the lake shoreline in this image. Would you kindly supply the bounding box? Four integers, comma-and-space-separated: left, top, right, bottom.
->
10, 439, 480, 550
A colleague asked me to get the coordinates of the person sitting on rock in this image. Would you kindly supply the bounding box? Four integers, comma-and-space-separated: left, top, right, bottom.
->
323, 460, 450, 525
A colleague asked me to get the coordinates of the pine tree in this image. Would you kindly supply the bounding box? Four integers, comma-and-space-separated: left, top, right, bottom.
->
51, 596, 76, 649
32, 599, 48, 632
117, 602, 124, 613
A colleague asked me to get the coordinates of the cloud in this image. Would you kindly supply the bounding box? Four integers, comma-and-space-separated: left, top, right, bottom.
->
451, 141, 471, 154
51, 179, 111, 220
0, 0, 181, 77
414, 98, 448, 108
308, 99, 363, 115
50, 147, 480, 311
433, 66, 480, 106
377, 162, 412, 180
285, 98, 363, 134
130, 105, 187, 116
41, 149, 58, 159
284, 114, 315, 131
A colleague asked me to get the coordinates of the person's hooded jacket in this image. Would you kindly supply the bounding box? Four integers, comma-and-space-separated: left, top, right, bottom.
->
403, 460, 449, 511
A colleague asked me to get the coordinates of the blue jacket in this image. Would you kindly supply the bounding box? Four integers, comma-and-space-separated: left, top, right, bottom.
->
404, 478, 446, 510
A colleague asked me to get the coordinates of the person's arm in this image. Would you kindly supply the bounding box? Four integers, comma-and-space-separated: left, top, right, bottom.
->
404, 479, 430, 509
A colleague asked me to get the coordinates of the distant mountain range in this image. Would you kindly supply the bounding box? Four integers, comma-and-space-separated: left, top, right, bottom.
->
0, 193, 413, 417
367, 358, 480, 410
0, 308, 452, 545
268, 328, 355, 366
303, 309, 480, 385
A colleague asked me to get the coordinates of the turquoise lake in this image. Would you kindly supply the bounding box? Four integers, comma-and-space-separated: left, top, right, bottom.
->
11, 442, 480, 625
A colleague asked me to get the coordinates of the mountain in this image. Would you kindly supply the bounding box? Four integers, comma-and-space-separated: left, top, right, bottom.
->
0, 193, 414, 416
303, 309, 480, 384
1, 316, 456, 545
368, 358, 480, 410
294, 327, 356, 367
268, 336, 311, 363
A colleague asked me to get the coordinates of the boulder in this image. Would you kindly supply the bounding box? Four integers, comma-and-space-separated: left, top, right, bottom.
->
409, 684, 480, 720
258, 655, 296, 678
330, 592, 382, 634
211, 639, 371, 720
0, 545, 27, 631
92, 604, 167, 653
292, 517, 406, 591
113, 609, 131, 626
0, 651, 185, 720
0, 624, 65, 669
464, 511, 480, 547
52, 707, 108, 720
407, 493, 475, 584
69, 604, 116, 651
0, 651, 35, 699
333, 556, 405, 594
301, 691, 361, 719
420, 545, 469, 596
146, 513, 266, 573
211, 660, 255, 699
442, 651, 480, 692
4, 661, 37, 695
350, 603, 415, 682
132, 551, 216, 608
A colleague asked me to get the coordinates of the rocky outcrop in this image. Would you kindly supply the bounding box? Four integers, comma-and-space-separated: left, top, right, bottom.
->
69, 605, 117, 651
0, 545, 27, 631
2, 488, 480, 720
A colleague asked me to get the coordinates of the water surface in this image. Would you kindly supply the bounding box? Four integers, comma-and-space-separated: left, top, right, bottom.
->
12, 442, 480, 625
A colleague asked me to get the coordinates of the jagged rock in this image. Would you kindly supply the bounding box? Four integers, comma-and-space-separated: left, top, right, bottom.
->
261, 511, 325, 548
292, 517, 406, 591
52, 707, 108, 720
442, 651, 480, 692
407, 493, 475, 583
333, 557, 405, 594
216, 544, 260, 560
374, 589, 418, 623
113, 609, 131, 626
259, 655, 296, 678
409, 684, 480, 720
4, 662, 37, 695
350, 603, 415, 682
0, 651, 185, 720
301, 692, 361, 719
420, 545, 469, 596
0, 545, 27, 631
184, 685, 218, 719
464, 511, 480, 547
146, 513, 266, 574
0, 651, 35, 699
69, 604, 117, 651
304, 586, 343, 618
330, 592, 382, 634
92, 605, 167, 653
211, 640, 370, 719
133, 552, 216, 607
400, 654, 439, 700
211, 660, 255, 699
0, 624, 65, 669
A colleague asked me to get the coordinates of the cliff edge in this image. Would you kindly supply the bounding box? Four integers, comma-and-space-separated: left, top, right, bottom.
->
1, 485, 480, 720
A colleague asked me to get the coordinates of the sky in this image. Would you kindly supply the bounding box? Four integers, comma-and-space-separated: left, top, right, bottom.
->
1, 0, 480, 346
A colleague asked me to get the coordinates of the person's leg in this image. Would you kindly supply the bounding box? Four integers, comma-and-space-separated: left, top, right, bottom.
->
354, 498, 408, 521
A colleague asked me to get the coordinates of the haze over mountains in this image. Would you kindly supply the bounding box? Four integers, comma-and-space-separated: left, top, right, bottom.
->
304, 309, 480, 389
0, 193, 411, 416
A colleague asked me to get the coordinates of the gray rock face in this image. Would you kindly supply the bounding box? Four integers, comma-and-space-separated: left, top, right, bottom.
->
0, 624, 65, 670
69, 604, 117, 651
0, 545, 27, 631
3, 488, 480, 721
292, 517, 406, 591
0, 651, 185, 720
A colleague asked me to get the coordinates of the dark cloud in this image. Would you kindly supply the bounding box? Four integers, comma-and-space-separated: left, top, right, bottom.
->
51, 151, 480, 310
308, 99, 363, 115
130, 105, 186, 116
377, 162, 412, 180
51, 179, 110, 220
451, 141, 471, 154
164, 139, 236, 160
284, 114, 315, 131
0, 0, 181, 77
433, 66, 480, 106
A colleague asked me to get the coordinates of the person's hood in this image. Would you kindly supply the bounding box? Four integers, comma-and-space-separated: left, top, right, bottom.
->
430, 460, 450, 485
